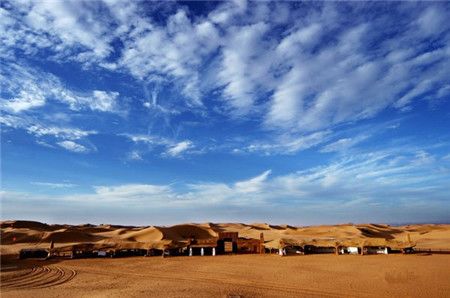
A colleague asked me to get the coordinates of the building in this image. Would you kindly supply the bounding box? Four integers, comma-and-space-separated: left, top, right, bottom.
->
187, 232, 265, 255
188, 238, 218, 256
217, 232, 238, 254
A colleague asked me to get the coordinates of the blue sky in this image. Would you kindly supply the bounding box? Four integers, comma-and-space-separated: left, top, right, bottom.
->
1, 0, 449, 225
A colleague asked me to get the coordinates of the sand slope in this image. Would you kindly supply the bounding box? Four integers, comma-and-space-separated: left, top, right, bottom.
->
1, 220, 449, 254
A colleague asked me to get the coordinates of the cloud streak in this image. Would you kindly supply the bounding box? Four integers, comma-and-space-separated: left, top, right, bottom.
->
2, 148, 449, 224
2, 1, 448, 134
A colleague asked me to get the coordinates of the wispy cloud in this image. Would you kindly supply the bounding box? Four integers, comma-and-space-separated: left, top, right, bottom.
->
166, 140, 194, 157
28, 125, 96, 140
122, 134, 196, 159
234, 170, 271, 193
31, 181, 77, 188
240, 131, 332, 155
1, 62, 121, 114
0, 114, 97, 151
2, 1, 449, 155
122, 134, 169, 146
93, 184, 173, 202
57, 140, 90, 153
320, 135, 369, 153
127, 150, 143, 161
2, 148, 449, 223
118, 9, 219, 106
218, 22, 270, 115
0, 1, 113, 63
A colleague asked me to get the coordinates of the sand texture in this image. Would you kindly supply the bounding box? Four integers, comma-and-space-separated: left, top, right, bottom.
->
1, 255, 449, 297
1, 221, 450, 297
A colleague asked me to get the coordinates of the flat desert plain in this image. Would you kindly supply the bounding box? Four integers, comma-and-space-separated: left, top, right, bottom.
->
1, 254, 450, 297
1, 221, 450, 297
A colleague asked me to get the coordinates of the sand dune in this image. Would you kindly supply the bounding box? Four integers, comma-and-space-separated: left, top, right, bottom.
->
158, 224, 217, 241
1, 220, 449, 254
1, 220, 57, 231
120, 226, 164, 243
40, 229, 103, 243
1, 220, 449, 297
1, 230, 43, 245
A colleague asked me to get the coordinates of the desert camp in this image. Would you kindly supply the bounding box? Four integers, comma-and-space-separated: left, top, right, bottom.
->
2, 220, 448, 261
2, 0, 450, 297
2, 221, 450, 297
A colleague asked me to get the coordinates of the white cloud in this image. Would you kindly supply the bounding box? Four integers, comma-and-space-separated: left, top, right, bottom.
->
35, 140, 55, 148
0, 114, 97, 145
235, 170, 271, 193
31, 181, 77, 188
90, 90, 119, 112
2, 1, 450, 162
412, 150, 435, 166
121, 133, 173, 150
2, 147, 449, 223
417, 7, 447, 36
3, 89, 46, 113
268, 14, 449, 132
8, 0, 113, 63
321, 135, 369, 153
166, 140, 193, 157
1, 112, 98, 153
128, 150, 143, 161
1, 62, 121, 113
218, 22, 271, 114
118, 9, 220, 106
124, 134, 160, 144
57, 140, 89, 153
28, 125, 96, 140
277, 23, 322, 57
208, 0, 248, 25
122, 134, 197, 159
3, 2, 448, 136
244, 131, 331, 155
93, 184, 172, 201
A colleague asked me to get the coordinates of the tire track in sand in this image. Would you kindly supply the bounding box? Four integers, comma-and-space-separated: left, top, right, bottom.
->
1, 266, 77, 291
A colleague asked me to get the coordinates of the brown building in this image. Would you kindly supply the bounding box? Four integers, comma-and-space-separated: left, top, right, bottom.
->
217, 232, 238, 253
189, 232, 264, 255
189, 238, 218, 256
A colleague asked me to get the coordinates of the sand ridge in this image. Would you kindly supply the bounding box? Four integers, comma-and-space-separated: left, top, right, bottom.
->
1, 220, 449, 255
1, 221, 450, 297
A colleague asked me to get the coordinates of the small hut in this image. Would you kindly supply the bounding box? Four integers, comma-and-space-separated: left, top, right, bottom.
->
264, 238, 305, 255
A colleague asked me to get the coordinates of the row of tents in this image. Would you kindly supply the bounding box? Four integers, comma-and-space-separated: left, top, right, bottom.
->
264, 238, 416, 255
19, 236, 416, 259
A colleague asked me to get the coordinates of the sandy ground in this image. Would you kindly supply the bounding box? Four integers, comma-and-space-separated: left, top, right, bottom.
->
1, 254, 450, 298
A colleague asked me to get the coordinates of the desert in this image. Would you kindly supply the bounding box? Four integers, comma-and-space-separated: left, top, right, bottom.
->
1, 220, 450, 297
3, 1, 450, 297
